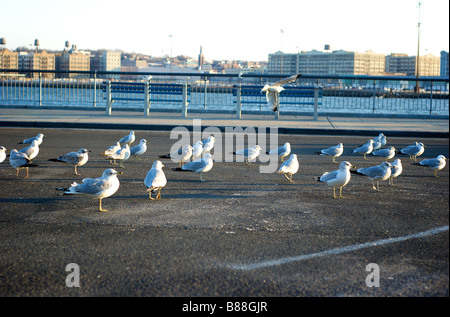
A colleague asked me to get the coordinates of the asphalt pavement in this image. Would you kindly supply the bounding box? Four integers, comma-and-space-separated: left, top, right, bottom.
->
0, 108, 448, 301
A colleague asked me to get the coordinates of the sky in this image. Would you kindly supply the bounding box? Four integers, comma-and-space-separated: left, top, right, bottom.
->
1, 0, 449, 61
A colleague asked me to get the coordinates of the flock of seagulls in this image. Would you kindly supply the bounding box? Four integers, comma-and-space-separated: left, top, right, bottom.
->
0, 128, 447, 212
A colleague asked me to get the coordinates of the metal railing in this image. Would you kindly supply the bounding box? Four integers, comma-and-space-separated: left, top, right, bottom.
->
0, 69, 448, 118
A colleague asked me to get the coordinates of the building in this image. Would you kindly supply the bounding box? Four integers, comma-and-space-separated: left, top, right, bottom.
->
269, 48, 442, 77
385, 53, 413, 75
18, 50, 55, 78
0, 48, 19, 70
90, 50, 121, 79
268, 51, 298, 75
440, 51, 449, 77
269, 49, 386, 76
386, 53, 440, 77
55, 45, 90, 78
198, 46, 204, 70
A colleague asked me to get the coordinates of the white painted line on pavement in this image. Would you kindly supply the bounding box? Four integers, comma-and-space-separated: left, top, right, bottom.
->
226, 225, 449, 271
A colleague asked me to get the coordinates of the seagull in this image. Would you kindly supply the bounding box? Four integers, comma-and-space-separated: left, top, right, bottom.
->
18, 139, 39, 162
267, 142, 291, 162
398, 142, 426, 161
119, 131, 135, 146
0, 146, 6, 164
130, 139, 148, 160
159, 144, 193, 167
316, 143, 343, 163
389, 158, 403, 185
19, 133, 44, 145
370, 146, 397, 161
316, 161, 354, 199
202, 136, 216, 155
352, 161, 393, 191
233, 145, 262, 165
48, 148, 90, 175
276, 154, 299, 183
191, 141, 204, 160
100, 142, 121, 158
261, 74, 301, 112
144, 160, 167, 200
172, 152, 214, 181
107, 144, 130, 167
411, 155, 448, 177
9, 149, 39, 178
372, 138, 383, 151
373, 133, 386, 147
351, 139, 374, 159
56, 168, 122, 212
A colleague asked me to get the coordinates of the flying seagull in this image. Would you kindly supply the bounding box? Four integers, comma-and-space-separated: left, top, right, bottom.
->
261, 74, 301, 112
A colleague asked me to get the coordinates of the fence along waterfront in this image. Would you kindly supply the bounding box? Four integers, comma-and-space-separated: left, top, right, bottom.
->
0, 69, 448, 117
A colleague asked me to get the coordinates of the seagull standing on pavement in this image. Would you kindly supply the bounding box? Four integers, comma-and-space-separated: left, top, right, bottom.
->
389, 158, 403, 185
398, 142, 426, 161
19, 139, 40, 162
107, 144, 130, 167
19, 133, 44, 146
411, 155, 448, 177
9, 149, 39, 178
233, 145, 262, 165
370, 146, 397, 162
49, 148, 90, 175
56, 168, 122, 212
191, 141, 204, 160
144, 160, 167, 200
351, 161, 393, 191
316, 143, 343, 163
276, 154, 299, 183
130, 139, 148, 160
202, 136, 216, 155
0, 146, 7, 164
160, 144, 193, 167
172, 152, 214, 181
267, 142, 291, 162
316, 161, 355, 199
261, 74, 301, 112
351, 139, 374, 160
119, 131, 135, 147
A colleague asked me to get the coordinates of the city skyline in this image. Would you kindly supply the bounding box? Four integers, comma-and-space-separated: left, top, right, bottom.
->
1, 0, 449, 62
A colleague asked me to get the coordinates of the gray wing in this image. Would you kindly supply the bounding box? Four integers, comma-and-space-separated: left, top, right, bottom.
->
357, 166, 384, 178
319, 170, 338, 183
75, 177, 111, 194
372, 148, 390, 157
401, 145, 419, 155
420, 158, 440, 167
321, 145, 339, 156
182, 159, 207, 172
271, 74, 301, 87
58, 152, 82, 164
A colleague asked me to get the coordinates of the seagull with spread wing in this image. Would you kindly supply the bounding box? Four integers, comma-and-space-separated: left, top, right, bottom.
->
261, 74, 301, 112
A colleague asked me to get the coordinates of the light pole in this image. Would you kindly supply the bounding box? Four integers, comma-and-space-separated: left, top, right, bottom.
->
169, 35, 173, 76
415, 1, 423, 93
280, 29, 284, 75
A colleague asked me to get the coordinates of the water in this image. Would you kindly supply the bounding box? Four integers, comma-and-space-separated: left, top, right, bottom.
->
1, 82, 448, 116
